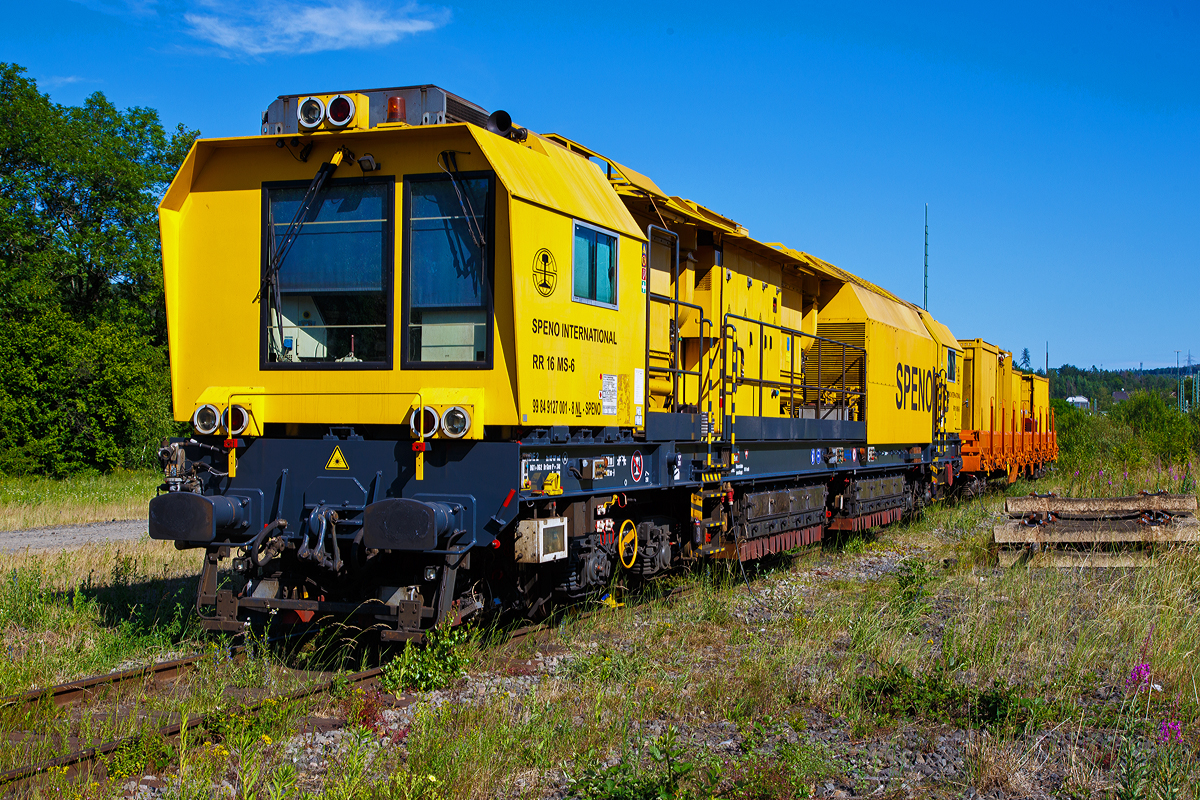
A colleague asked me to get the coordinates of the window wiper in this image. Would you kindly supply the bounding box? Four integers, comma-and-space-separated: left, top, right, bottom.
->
261, 147, 354, 357
438, 150, 486, 250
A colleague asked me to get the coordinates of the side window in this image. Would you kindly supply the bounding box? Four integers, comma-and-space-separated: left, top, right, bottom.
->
263, 179, 392, 368
948, 348, 957, 382
403, 173, 493, 367
572, 221, 618, 308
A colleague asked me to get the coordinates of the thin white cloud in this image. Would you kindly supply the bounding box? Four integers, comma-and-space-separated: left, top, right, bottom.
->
40, 75, 102, 88
70, 0, 158, 18
183, 0, 448, 57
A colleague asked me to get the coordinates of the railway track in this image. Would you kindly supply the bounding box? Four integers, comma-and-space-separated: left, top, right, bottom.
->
0, 664, 388, 789
0, 581, 697, 791
0, 651, 237, 718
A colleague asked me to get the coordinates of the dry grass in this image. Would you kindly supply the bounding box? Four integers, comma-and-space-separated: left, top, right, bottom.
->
0, 469, 158, 531
962, 730, 1040, 795
5, 536, 199, 589
0, 538, 203, 695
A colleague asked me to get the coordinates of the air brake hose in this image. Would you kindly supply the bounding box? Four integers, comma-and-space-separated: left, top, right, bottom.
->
248, 518, 288, 568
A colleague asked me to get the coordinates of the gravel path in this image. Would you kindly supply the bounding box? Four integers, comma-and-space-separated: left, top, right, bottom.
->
0, 518, 150, 552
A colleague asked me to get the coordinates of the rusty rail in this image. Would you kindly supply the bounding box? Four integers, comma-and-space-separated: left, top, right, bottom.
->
1, 583, 696, 790
0, 664, 385, 788
0, 652, 231, 718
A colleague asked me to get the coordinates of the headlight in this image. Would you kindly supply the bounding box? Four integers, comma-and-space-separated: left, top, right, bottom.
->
298, 97, 325, 129
327, 94, 355, 127
223, 404, 250, 436
441, 406, 471, 438
410, 406, 441, 438
192, 404, 220, 435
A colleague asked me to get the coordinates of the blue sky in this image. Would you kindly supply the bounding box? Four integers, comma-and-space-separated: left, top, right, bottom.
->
6, 0, 1197, 370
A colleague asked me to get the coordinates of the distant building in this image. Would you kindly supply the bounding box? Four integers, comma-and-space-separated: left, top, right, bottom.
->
1112, 389, 1129, 403
1066, 396, 1089, 409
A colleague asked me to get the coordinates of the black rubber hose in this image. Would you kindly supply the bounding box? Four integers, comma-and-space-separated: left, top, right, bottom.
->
249, 518, 287, 568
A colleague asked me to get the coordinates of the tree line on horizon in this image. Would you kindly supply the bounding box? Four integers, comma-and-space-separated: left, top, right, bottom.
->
1050, 363, 1192, 409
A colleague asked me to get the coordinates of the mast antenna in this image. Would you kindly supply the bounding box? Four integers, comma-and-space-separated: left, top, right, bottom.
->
923, 203, 929, 311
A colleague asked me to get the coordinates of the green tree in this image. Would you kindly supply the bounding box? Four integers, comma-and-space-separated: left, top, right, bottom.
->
0, 63, 198, 475
0, 310, 174, 475
0, 62, 197, 341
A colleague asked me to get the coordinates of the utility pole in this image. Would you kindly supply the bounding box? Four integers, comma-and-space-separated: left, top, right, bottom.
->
923, 204, 929, 311
1185, 352, 1195, 410
1177, 351, 1183, 411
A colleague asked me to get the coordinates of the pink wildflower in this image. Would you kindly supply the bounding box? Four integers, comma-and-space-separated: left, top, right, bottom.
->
1127, 662, 1151, 689
1159, 719, 1183, 744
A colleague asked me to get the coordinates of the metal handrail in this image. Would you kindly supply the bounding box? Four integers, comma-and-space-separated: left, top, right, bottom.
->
647, 292, 714, 411
721, 312, 866, 426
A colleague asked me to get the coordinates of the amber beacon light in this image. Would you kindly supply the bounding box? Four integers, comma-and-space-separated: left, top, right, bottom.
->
386, 95, 406, 123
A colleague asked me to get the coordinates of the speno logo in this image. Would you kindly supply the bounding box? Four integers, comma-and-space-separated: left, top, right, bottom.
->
533, 249, 557, 297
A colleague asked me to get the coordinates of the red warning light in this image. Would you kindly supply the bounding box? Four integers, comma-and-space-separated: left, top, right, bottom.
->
387, 96, 406, 123
328, 96, 353, 126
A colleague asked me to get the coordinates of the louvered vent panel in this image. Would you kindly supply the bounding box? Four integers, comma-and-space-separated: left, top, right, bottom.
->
815, 322, 866, 350
806, 322, 867, 411
446, 97, 490, 128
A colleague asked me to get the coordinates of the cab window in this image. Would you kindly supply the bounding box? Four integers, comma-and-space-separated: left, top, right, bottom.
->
947, 348, 957, 382
402, 172, 494, 368
572, 221, 618, 308
262, 177, 393, 368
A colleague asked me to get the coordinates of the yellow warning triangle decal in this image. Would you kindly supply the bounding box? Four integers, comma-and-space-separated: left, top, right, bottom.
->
325, 446, 349, 471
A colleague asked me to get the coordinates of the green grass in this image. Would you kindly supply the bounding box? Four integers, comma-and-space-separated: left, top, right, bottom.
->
0, 541, 202, 697
5, 490, 1200, 799
0, 540, 325, 785
0, 469, 159, 531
